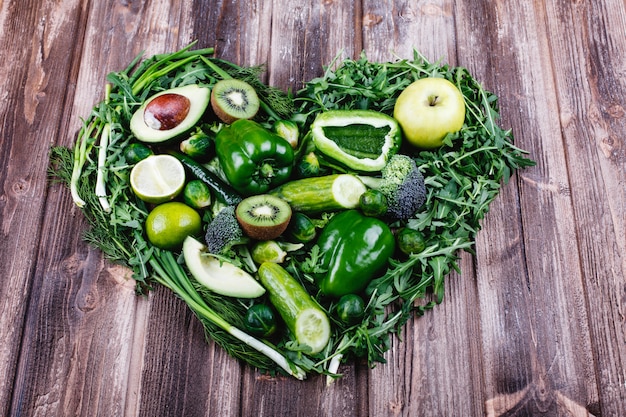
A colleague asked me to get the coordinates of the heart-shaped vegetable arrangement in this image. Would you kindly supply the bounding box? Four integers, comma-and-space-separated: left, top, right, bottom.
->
50, 42, 534, 381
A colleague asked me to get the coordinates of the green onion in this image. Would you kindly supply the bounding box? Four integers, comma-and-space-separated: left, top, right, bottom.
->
149, 250, 306, 380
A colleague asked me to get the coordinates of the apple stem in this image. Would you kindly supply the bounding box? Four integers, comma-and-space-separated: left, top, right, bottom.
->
428, 95, 439, 106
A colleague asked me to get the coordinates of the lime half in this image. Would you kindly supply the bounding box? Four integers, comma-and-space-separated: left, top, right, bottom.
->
130, 154, 185, 203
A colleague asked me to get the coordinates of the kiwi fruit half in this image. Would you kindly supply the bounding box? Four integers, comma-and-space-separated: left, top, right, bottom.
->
236, 194, 292, 240
211, 79, 260, 124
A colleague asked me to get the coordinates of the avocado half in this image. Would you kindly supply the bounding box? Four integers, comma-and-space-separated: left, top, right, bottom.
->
130, 84, 210, 143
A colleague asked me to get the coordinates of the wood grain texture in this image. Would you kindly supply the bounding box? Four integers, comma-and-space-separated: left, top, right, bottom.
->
542, 1, 626, 414
464, 1, 600, 414
0, 1, 87, 415
1, 0, 624, 416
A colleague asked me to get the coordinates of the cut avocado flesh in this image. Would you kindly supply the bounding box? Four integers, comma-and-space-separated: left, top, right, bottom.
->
182, 236, 266, 298
130, 84, 210, 143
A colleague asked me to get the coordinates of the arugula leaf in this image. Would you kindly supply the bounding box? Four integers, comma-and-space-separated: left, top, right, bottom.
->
295, 51, 535, 372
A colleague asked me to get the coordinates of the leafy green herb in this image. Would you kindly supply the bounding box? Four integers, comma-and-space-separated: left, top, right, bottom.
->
50, 44, 305, 376
294, 50, 535, 377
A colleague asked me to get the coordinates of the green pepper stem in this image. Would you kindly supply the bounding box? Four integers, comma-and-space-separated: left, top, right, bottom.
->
260, 162, 275, 178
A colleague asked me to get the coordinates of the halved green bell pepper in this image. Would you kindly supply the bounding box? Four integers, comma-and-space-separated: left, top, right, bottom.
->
215, 119, 294, 195
314, 209, 395, 297
310, 109, 401, 172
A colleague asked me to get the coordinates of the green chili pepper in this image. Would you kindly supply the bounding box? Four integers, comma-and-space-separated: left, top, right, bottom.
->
215, 119, 294, 195
314, 209, 395, 297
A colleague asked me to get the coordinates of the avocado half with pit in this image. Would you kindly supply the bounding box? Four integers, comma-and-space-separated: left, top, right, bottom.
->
130, 84, 210, 143
182, 236, 266, 298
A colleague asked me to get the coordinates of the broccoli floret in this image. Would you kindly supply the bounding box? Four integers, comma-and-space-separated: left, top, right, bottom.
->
359, 154, 427, 220
204, 205, 247, 254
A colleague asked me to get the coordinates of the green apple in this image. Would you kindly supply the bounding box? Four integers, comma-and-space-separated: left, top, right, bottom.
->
393, 77, 466, 149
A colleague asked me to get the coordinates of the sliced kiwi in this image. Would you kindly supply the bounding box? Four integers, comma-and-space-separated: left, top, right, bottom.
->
236, 194, 292, 240
211, 79, 260, 124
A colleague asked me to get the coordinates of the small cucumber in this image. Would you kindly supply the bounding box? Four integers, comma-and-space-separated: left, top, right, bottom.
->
257, 262, 330, 354
270, 174, 366, 213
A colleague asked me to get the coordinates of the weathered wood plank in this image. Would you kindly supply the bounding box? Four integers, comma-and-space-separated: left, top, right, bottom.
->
458, 0, 605, 415
0, 1, 87, 415
264, 0, 360, 91
542, 0, 626, 414
362, 0, 458, 63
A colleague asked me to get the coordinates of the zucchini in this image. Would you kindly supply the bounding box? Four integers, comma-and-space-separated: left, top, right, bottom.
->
257, 262, 330, 354
170, 151, 242, 205
269, 174, 366, 213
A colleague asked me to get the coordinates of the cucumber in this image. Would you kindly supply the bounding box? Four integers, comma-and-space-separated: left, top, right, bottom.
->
257, 262, 330, 354
170, 151, 242, 206
269, 174, 366, 213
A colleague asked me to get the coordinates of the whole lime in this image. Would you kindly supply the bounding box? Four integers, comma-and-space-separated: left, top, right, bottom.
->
145, 202, 202, 250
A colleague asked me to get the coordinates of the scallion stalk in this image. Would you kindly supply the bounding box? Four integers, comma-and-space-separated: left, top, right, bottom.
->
95, 123, 111, 212
149, 250, 306, 380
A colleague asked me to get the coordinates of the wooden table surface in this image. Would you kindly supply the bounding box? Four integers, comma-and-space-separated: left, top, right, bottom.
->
1, 0, 625, 416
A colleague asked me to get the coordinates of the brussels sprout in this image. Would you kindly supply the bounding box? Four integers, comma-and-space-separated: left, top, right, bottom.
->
180, 128, 215, 161
244, 304, 279, 338
183, 179, 212, 210
295, 152, 320, 178
396, 227, 426, 255
124, 142, 153, 164
251, 240, 287, 264
286, 212, 317, 243
273, 119, 299, 148
335, 294, 365, 326
359, 189, 388, 217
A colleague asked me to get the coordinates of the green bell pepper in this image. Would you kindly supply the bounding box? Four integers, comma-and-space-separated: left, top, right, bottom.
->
314, 209, 395, 297
215, 119, 294, 195
310, 109, 401, 172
